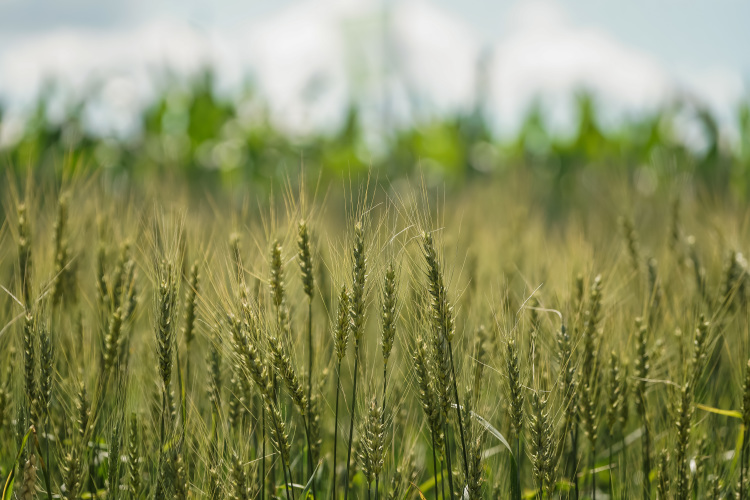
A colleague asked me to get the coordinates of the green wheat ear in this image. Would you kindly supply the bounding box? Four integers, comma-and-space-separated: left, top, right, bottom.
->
22, 312, 38, 426
268, 334, 306, 414
350, 222, 367, 342
381, 262, 397, 367
414, 336, 444, 452
528, 390, 553, 498
231, 452, 249, 500
505, 337, 524, 437
18, 448, 38, 500
298, 220, 315, 298
657, 449, 670, 500
270, 239, 285, 310
155, 260, 178, 393
344, 221, 367, 500
127, 413, 142, 499
17, 202, 33, 308
334, 284, 350, 361
51, 193, 72, 306
182, 261, 199, 347
357, 396, 385, 487
619, 215, 641, 274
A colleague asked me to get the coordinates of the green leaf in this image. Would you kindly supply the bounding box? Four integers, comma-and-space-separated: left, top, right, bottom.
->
696, 403, 742, 419
176, 347, 187, 439
417, 472, 438, 493
453, 404, 512, 453
2, 427, 34, 500
292, 461, 319, 499
510, 451, 521, 500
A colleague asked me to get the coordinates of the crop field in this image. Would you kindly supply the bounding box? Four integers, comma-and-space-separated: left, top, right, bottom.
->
0, 168, 749, 500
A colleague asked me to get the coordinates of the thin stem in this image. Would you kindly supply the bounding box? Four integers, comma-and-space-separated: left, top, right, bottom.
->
306, 298, 315, 498
381, 365, 388, 423
609, 439, 614, 499
572, 426, 579, 500
280, 453, 292, 500
185, 341, 191, 400
333, 360, 342, 500
270, 405, 295, 500
289, 462, 297, 500
439, 458, 447, 500
262, 406, 266, 500
430, 432, 440, 500
515, 435, 521, 499
43, 414, 52, 500
377, 362, 386, 500
155, 389, 167, 500
591, 444, 596, 500
442, 420, 455, 500
344, 342, 360, 500
307, 296, 313, 421
447, 341, 470, 483
303, 414, 318, 500
306, 298, 315, 495
742, 434, 747, 500
641, 421, 651, 500
620, 430, 626, 499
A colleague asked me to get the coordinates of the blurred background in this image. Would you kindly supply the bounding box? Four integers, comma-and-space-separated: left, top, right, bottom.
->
1, 0, 749, 200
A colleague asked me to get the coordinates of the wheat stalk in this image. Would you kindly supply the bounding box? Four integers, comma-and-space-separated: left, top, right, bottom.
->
345, 222, 367, 500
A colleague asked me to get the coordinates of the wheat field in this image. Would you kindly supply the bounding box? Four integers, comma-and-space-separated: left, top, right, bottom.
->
1, 173, 749, 500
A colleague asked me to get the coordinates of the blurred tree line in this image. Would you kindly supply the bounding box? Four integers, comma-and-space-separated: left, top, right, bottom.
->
1, 70, 749, 204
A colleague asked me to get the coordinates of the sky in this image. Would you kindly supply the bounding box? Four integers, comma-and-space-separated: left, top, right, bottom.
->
0, 0, 748, 143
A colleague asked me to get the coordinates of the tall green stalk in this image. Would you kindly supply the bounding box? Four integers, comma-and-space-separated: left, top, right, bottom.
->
430, 434, 440, 500
332, 285, 350, 500
344, 223, 367, 500
344, 346, 361, 500
422, 232, 470, 484
333, 360, 343, 498
298, 220, 315, 488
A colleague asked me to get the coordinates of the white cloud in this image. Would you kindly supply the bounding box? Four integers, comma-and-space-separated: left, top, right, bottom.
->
490, 1, 672, 134
0, 0, 745, 143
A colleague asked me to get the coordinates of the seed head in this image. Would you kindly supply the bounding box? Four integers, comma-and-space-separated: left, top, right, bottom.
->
18, 450, 37, 500
422, 231, 454, 343
634, 317, 649, 417
17, 202, 33, 307
127, 413, 142, 498
607, 351, 623, 435
381, 262, 398, 365
270, 240, 285, 309
528, 391, 553, 496
231, 452, 249, 500
414, 337, 444, 451
334, 284, 350, 361
350, 223, 367, 343
268, 335, 307, 415
182, 261, 200, 346
266, 399, 291, 467
51, 194, 72, 305
619, 216, 641, 273
689, 315, 709, 387
357, 397, 385, 484
297, 220, 315, 298
39, 326, 53, 415
155, 261, 178, 391
22, 313, 38, 425
506, 337, 524, 436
